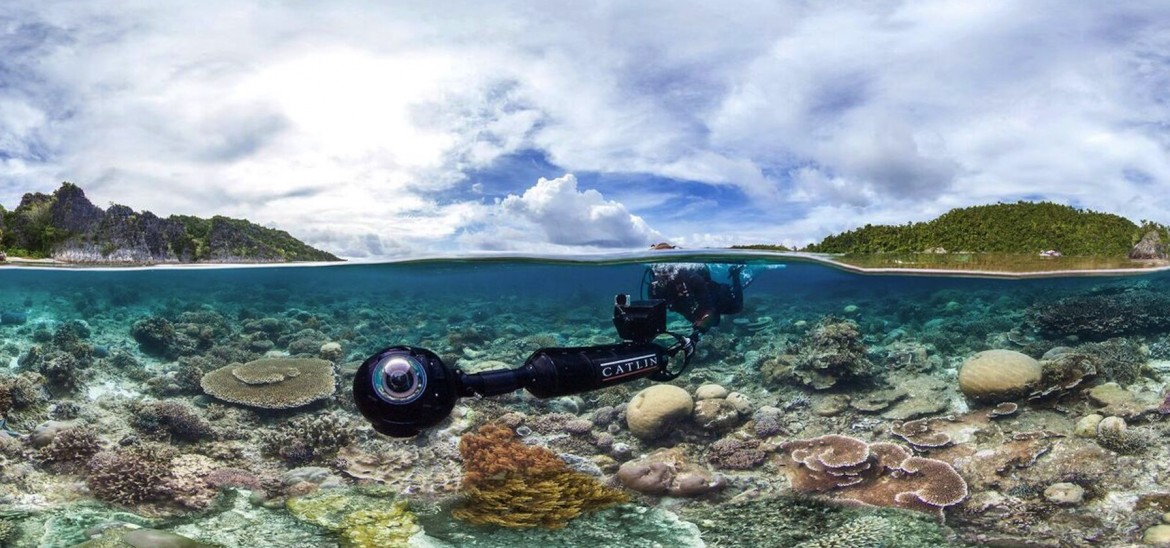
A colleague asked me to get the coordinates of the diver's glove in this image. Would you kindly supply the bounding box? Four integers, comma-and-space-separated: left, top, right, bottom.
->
679, 333, 697, 362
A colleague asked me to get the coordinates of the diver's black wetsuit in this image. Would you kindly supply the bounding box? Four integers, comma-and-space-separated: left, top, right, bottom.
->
647, 264, 744, 335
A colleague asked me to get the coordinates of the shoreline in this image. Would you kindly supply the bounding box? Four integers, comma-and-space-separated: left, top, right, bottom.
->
2, 250, 1169, 278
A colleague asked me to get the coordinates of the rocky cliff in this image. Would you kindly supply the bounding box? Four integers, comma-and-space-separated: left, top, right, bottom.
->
0, 182, 340, 263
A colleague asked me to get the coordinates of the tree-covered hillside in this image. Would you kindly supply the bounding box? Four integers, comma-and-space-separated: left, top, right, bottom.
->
0, 182, 340, 263
805, 202, 1154, 256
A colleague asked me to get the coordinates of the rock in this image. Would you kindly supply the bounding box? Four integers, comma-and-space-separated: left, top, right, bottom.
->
1144, 524, 1170, 545
122, 528, 211, 548
695, 383, 729, 400
1074, 414, 1104, 438
1043, 482, 1084, 505
958, 350, 1042, 402
1087, 382, 1147, 417
616, 448, 723, 496
725, 392, 752, 414
626, 385, 693, 439
1129, 230, 1168, 260
812, 394, 850, 417
1097, 416, 1127, 437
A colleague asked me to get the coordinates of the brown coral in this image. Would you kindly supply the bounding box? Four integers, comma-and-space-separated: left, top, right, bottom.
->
453, 423, 628, 528
889, 417, 954, 449
36, 425, 104, 467
200, 357, 335, 409
779, 434, 968, 516
617, 448, 724, 496
86, 443, 178, 505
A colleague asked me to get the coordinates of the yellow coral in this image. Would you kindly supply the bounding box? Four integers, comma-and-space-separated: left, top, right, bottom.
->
287, 491, 420, 547
453, 423, 629, 528
339, 504, 420, 548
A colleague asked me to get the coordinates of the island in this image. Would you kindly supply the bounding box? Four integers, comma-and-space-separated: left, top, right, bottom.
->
0, 183, 340, 265
736, 201, 1170, 274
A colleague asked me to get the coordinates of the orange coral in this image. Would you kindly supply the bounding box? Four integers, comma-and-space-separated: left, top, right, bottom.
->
453, 423, 628, 528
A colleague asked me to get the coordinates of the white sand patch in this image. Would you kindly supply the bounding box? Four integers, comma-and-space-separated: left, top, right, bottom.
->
87, 380, 141, 400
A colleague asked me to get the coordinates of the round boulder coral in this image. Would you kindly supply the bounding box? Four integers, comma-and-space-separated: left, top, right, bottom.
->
958, 350, 1041, 402
201, 357, 336, 409
626, 385, 693, 439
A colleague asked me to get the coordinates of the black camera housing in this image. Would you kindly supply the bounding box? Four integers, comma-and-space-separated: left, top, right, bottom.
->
613, 295, 667, 343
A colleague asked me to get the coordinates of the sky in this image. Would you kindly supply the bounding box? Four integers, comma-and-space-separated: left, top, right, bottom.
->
2, 1, 1169, 259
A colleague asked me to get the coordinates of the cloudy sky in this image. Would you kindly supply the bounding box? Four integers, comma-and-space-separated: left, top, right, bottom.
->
2, 1, 1168, 259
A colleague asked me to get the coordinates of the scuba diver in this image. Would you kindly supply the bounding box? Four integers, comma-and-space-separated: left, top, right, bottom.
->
354, 260, 761, 437
646, 263, 745, 340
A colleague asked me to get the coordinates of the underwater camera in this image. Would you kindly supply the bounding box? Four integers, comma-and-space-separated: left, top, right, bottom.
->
353, 295, 693, 437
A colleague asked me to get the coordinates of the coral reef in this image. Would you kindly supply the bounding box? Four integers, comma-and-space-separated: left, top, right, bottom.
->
263, 412, 355, 465
1030, 289, 1170, 340
789, 317, 877, 390
0, 371, 44, 415
705, 437, 768, 469
36, 424, 104, 466
957, 349, 1041, 403
793, 515, 892, 548
131, 315, 196, 359
131, 400, 215, 442
680, 496, 959, 547
779, 434, 968, 516
453, 423, 628, 528
617, 447, 724, 496
419, 504, 705, 547
85, 443, 178, 505
200, 357, 336, 409
286, 490, 421, 547
625, 384, 693, 439
1077, 338, 1147, 386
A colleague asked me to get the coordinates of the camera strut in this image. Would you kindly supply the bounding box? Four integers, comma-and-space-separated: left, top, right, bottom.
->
352, 296, 696, 437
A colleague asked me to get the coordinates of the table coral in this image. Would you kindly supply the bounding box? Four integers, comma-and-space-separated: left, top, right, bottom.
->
779, 434, 968, 516
200, 357, 335, 409
454, 423, 628, 528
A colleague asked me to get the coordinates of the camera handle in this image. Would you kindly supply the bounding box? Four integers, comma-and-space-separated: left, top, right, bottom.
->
353, 334, 698, 437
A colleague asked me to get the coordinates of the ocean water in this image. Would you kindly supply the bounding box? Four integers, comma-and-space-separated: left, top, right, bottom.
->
1, 251, 1169, 547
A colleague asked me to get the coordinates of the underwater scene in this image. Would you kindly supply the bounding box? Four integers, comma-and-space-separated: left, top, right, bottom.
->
2, 252, 1170, 547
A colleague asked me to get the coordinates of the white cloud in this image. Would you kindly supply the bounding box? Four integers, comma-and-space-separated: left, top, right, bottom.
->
467, 174, 662, 250
3, 1, 1170, 258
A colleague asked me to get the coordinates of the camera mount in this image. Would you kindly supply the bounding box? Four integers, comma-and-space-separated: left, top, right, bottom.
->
352, 296, 696, 437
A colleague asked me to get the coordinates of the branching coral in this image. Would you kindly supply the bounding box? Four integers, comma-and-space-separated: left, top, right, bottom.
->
793, 515, 892, 548
1030, 290, 1170, 340
263, 412, 355, 465
453, 423, 628, 528
86, 443, 178, 505
36, 425, 104, 466
131, 400, 215, 442
0, 372, 43, 414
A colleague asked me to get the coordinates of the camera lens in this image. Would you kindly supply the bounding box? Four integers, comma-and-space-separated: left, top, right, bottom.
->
373, 354, 426, 404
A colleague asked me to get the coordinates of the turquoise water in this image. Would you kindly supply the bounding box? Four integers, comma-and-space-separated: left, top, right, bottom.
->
1, 252, 1168, 547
